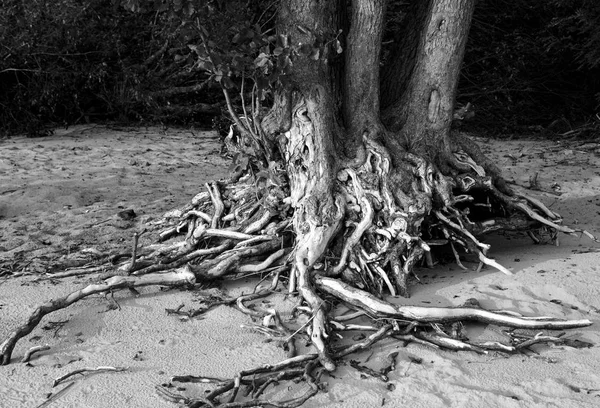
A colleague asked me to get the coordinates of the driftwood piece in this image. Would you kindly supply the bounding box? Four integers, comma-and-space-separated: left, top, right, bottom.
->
1, 267, 196, 365
315, 276, 593, 329
21, 345, 50, 363
53, 366, 128, 387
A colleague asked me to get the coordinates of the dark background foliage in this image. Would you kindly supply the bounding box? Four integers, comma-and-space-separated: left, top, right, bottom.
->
1, 0, 599, 137
0, 0, 161, 135
459, 0, 600, 136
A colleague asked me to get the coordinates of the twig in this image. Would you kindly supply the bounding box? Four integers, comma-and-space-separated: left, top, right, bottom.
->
132, 242, 230, 276
35, 382, 76, 408
350, 360, 389, 382
514, 201, 597, 241
332, 189, 373, 276
284, 305, 320, 343
205, 229, 258, 241
155, 385, 195, 405
332, 310, 366, 322
238, 249, 286, 273
236, 289, 274, 317
234, 235, 276, 248
449, 241, 468, 270
129, 229, 147, 272
172, 375, 227, 384
44, 265, 109, 279
53, 366, 128, 387
416, 331, 487, 354
334, 325, 393, 358
185, 209, 213, 223
242, 210, 274, 234
206, 182, 225, 229
477, 251, 513, 276
21, 345, 50, 363
515, 332, 565, 350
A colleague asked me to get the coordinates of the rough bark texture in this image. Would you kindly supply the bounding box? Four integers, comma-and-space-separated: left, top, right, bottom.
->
277, 0, 346, 371
382, 0, 475, 161
344, 0, 387, 143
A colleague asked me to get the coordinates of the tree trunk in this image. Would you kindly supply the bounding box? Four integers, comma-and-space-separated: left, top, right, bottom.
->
275, 0, 346, 371
343, 0, 387, 145
382, 0, 475, 162
271, 0, 476, 304
221, 0, 579, 375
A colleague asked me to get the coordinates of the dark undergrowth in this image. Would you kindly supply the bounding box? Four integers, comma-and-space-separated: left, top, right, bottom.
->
1, 0, 599, 138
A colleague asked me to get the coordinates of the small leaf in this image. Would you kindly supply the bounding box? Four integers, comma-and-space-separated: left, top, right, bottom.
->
185, 1, 194, 16
196, 59, 214, 72
310, 47, 320, 60
254, 53, 269, 67
279, 55, 291, 69
336, 40, 343, 54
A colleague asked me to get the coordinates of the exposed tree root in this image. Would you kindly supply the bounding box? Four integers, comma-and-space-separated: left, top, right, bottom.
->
315, 276, 591, 330
53, 366, 128, 387
0, 131, 595, 407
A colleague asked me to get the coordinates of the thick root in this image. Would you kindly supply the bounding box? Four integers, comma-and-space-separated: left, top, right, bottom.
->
315, 276, 592, 329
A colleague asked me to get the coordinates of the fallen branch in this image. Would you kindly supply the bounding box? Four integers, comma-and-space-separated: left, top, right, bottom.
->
314, 276, 592, 329
35, 382, 75, 408
1, 267, 196, 365
53, 366, 128, 387
44, 265, 109, 279
21, 345, 50, 363
132, 243, 230, 276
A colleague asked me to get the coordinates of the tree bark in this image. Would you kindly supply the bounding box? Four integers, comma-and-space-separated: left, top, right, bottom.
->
276, 0, 346, 371
382, 0, 475, 161
343, 0, 387, 146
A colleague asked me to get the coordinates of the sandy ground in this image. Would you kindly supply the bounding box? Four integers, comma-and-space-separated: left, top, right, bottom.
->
1, 125, 600, 408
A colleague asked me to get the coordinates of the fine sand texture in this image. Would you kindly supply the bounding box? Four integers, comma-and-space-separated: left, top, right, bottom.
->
1, 125, 600, 408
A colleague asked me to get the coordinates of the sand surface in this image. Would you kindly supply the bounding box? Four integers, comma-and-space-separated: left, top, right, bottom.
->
1, 125, 600, 407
